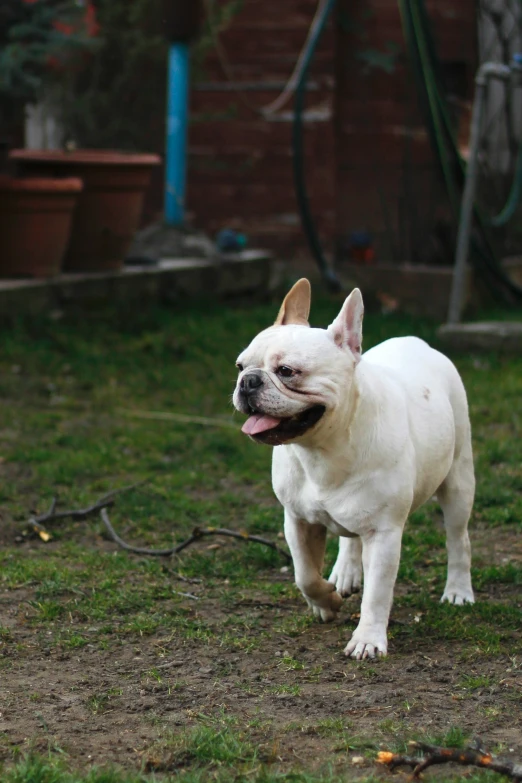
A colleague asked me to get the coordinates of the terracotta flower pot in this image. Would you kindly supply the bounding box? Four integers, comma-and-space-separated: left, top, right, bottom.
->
10, 150, 162, 272
0, 176, 83, 278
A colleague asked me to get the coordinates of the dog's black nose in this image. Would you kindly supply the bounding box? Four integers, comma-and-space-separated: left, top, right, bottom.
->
240, 372, 264, 394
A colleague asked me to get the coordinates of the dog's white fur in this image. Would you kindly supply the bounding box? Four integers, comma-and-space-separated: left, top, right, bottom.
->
233, 280, 474, 659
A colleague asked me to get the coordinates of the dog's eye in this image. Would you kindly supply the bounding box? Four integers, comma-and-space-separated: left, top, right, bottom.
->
236, 362, 243, 371
277, 365, 294, 378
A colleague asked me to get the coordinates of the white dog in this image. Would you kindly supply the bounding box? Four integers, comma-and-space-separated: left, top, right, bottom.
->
233, 279, 475, 659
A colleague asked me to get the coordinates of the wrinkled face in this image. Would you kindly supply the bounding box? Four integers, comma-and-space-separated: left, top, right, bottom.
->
233, 324, 355, 445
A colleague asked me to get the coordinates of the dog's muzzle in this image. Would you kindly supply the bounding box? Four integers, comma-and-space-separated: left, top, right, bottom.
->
237, 370, 265, 415
236, 369, 326, 444
240, 372, 264, 396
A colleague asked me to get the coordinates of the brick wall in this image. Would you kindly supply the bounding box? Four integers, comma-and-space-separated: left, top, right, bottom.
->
187, 0, 336, 257
185, 0, 477, 262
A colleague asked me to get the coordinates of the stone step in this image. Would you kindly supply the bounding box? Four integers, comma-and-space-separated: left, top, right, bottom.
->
437, 321, 522, 354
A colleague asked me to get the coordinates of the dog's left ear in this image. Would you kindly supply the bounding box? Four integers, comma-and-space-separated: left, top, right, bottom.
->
274, 278, 311, 326
328, 288, 364, 360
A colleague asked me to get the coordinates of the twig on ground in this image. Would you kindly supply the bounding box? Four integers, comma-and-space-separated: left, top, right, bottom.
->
30, 520, 53, 541
118, 408, 238, 430
100, 508, 182, 556
26, 484, 291, 565
377, 740, 522, 780
175, 526, 293, 563
100, 510, 292, 563
26, 482, 147, 537
172, 590, 199, 601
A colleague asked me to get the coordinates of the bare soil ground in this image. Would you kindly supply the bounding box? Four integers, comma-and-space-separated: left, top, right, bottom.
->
1, 527, 521, 779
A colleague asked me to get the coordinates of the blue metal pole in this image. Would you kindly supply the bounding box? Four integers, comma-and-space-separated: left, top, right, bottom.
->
165, 42, 190, 226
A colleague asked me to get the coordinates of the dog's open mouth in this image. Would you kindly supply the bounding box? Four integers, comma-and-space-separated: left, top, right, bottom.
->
241, 404, 326, 445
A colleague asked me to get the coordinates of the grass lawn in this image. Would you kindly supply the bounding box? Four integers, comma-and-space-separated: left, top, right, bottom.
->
0, 290, 521, 783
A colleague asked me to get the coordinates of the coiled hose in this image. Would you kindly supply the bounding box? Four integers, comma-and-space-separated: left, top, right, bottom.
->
398, 0, 522, 300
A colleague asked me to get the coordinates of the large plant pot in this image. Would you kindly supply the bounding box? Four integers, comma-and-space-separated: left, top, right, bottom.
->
0, 176, 83, 278
10, 150, 161, 272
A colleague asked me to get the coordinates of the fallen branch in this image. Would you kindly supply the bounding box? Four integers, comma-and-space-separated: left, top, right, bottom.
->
27, 482, 147, 530
25, 482, 148, 542
25, 485, 292, 565
377, 740, 522, 781
100, 509, 292, 563
176, 526, 293, 563
100, 508, 183, 556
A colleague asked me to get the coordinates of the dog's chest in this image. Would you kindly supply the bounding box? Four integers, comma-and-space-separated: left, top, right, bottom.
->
272, 451, 377, 536
292, 486, 336, 528
300, 492, 358, 536
293, 484, 370, 535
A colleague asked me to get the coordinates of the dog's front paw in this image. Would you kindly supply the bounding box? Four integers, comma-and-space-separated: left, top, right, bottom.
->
305, 587, 343, 623
311, 604, 338, 623
344, 628, 387, 660
441, 586, 475, 605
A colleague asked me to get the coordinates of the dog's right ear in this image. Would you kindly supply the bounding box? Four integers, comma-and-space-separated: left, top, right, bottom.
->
274, 278, 311, 327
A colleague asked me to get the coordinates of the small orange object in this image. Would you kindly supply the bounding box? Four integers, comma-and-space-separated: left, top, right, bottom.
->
377, 751, 395, 764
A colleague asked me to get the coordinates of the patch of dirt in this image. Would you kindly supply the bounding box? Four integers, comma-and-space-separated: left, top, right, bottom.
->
1, 520, 521, 778
1, 586, 521, 777
473, 523, 522, 564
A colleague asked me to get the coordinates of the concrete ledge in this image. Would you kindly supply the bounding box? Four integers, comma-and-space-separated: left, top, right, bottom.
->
340, 263, 483, 321
0, 250, 274, 317
437, 322, 522, 354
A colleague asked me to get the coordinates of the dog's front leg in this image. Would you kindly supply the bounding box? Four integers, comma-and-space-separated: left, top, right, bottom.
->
284, 511, 342, 622
344, 526, 403, 659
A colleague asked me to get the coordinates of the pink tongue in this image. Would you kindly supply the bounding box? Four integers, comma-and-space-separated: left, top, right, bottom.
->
242, 414, 282, 436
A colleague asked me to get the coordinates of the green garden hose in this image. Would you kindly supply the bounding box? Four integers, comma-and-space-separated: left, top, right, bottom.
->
413, 0, 522, 230
292, 0, 342, 292
398, 0, 522, 300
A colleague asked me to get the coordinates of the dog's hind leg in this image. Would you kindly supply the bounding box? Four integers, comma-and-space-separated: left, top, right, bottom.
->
438, 435, 475, 605
329, 537, 362, 596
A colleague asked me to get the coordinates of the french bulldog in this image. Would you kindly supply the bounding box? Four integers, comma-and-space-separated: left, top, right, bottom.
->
233, 279, 475, 659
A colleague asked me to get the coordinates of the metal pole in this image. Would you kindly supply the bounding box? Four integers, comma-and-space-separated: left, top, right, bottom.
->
165, 42, 190, 226
447, 63, 511, 324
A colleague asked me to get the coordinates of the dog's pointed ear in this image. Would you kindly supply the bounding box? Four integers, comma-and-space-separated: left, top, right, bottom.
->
274, 278, 311, 326
328, 288, 364, 360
